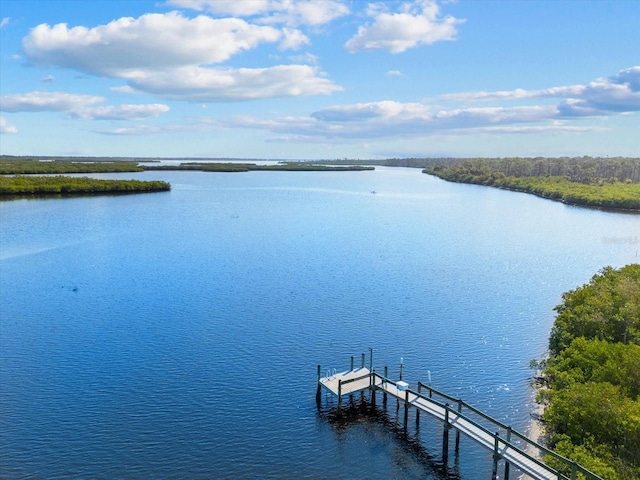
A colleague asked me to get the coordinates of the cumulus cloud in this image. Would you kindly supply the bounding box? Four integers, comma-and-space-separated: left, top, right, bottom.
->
344, 0, 463, 53
125, 65, 341, 101
70, 104, 170, 120
23, 12, 282, 76
1, 17, 9, 29
0, 91, 105, 112
0, 116, 18, 134
21, 11, 340, 101
440, 66, 640, 117
165, 0, 350, 27
0, 90, 170, 121
222, 67, 639, 140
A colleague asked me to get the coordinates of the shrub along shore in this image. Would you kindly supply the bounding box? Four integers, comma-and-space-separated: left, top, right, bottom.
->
423, 157, 640, 211
534, 264, 640, 479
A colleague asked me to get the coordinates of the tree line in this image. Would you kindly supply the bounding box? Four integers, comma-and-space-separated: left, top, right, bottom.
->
424, 158, 640, 211
535, 264, 640, 479
0, 158, 144, 174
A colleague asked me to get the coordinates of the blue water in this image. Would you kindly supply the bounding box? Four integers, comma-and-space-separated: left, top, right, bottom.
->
1, 167, 638, 479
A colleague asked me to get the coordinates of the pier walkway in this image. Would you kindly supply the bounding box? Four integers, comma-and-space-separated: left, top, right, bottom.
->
316, 356, 603, 480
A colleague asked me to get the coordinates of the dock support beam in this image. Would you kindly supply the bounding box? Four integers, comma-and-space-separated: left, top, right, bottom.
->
316, 365, 321, 403
337, 380, 342, 414
416, 383, 421, 427
455, 400, 462, 455
504, 427, 512, 480
383, 366, 388, 407
491, 432, 500, 480
403, 390, 409, 430
443, 403, 450, 463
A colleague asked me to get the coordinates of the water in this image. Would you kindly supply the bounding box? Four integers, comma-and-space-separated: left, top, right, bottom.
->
1, 167, 638, 479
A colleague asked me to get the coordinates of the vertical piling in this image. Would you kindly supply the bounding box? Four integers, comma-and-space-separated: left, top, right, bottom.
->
337, 379, 342, 414
491, 432, 500, 479
383, 366, 388, 407
350, 356, 354, 371
316, 365, 322, 404
504, 426, 512, 480
416, 383, 421, 427
455, 400, 462, 455
442, 403, 450, 463
403, 390, 409, 431
361, 353, 365, 369
371, 369, 376, 406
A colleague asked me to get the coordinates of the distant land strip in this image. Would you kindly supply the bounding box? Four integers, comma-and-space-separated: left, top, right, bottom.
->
144, 162, 375, 172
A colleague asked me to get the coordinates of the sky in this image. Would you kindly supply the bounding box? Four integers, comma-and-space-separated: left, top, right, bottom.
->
0, 0, 639, 160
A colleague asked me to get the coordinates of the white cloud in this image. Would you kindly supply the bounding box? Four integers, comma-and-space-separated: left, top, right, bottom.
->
41, 75, 55, 84
165, 0, 350, 27
0, 90, 169, 121
219, 67, 639, 140
124, 65, 342, 101
23, 12, 283, 76
0, 91, 105, 112
386, 70, 404, 77
21, 11, 340, 102
70, 104, 170, 120
165, 0, 274, 16
0, 17, 9, 29
344, 0, 463, 53
0, 116, 18, 134
278, 28, 310, 50
440, 66, 640, 117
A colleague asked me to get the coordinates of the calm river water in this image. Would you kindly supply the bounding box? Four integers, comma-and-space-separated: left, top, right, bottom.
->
1, 166, 638, 479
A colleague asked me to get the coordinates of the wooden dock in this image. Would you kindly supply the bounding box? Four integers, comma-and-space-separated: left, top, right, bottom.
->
316, 355, 603, 480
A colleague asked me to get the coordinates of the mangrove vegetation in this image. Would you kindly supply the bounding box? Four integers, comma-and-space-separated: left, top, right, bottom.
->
423, 157, 640, 211
535, 264, 640, 479
0, 158, 144, 174
0, 175, 170, 197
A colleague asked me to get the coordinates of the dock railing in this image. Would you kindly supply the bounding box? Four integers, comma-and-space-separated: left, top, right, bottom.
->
410, 378, 600, 480
318, 360, 603, 480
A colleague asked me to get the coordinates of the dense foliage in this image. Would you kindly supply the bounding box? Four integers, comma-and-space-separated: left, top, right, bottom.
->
0, 175, 170, 196
539, 264, 640, 479
424, 157, 640, 211
0, 158, 144, 174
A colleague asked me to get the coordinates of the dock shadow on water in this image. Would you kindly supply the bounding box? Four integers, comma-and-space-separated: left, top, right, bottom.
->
317, 393, 462, 480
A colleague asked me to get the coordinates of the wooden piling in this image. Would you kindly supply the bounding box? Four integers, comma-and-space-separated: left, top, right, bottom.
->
383, 366, 388, 407
442, 403, 450, 463
316, 364, 322, 403
416, 383, 421, 427
455, 400, 462, 454
491, 432, 500, 479
504, 426, 512, 480
403, 390, 409, 430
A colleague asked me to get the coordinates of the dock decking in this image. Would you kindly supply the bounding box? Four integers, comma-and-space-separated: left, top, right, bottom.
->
317, 357, 603, 480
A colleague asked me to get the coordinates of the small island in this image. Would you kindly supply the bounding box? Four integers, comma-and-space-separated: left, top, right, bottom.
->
0, 175, 171, 196
0, 157, 373, 199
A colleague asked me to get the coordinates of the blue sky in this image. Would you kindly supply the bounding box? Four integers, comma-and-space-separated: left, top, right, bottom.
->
0, 0, 638, 159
